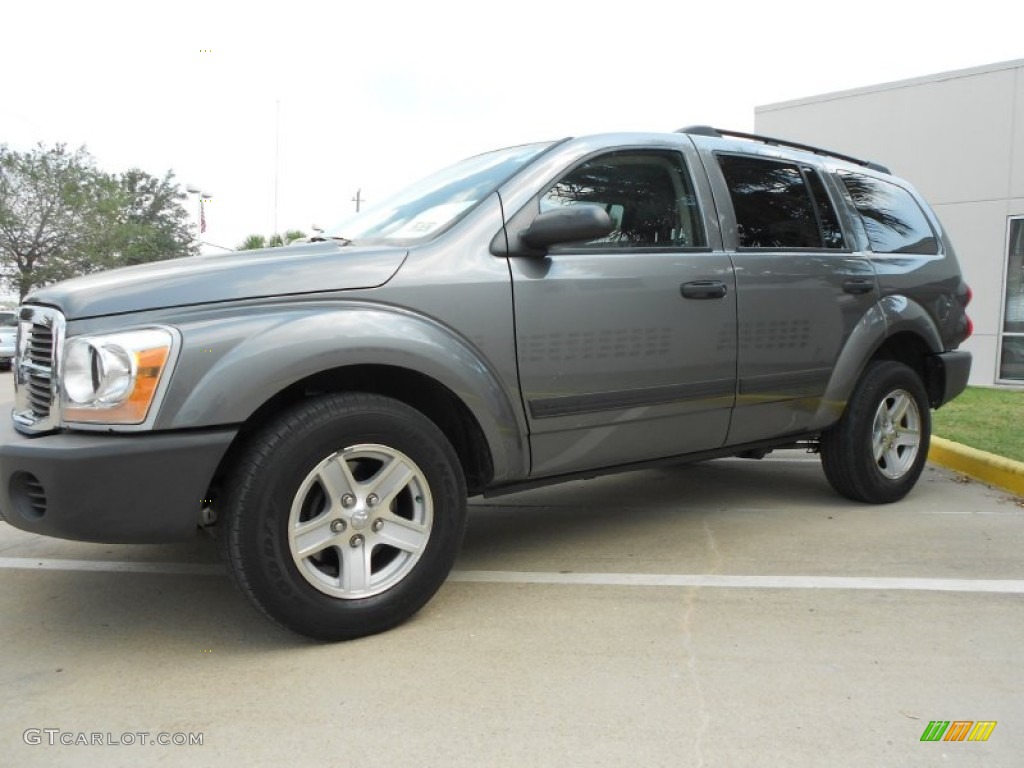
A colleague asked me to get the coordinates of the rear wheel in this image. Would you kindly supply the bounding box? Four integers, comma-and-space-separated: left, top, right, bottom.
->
220, 393, 467, 640
820, 361, 931, 504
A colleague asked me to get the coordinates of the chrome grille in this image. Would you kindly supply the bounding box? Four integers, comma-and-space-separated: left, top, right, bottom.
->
26, 325, 54, 366
26, 327, 54, 417
13, 306, 65, 433
27, 373, 53, 414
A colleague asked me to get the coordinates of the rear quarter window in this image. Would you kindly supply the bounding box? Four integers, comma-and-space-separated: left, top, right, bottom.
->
839, 172, 938, 255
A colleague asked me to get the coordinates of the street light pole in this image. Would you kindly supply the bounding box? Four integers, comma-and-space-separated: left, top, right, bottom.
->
274, 100, 280, 236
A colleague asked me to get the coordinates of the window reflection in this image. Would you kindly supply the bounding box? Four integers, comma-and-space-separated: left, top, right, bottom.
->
541, 152, 706, 248
839, 172, 938, 255
1001, 218, 1024, 381
806, 171, 845, 249
718, 155, 842, 249
326, 142, 552, 245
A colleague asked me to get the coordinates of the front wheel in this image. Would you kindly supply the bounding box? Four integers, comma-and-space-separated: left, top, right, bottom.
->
820, 361, 931, 504
219, 393, 467, 640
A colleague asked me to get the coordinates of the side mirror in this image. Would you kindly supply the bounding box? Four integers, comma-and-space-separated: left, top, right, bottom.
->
519, 204, 613, 250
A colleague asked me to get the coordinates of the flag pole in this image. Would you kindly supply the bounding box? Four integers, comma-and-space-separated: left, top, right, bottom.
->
186, 186, 212, 251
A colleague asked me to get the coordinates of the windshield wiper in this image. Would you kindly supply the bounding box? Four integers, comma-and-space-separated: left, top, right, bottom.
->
298, 234, 352, 246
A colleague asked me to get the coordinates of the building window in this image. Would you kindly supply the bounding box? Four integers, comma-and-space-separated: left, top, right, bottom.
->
1000, 218, 1024, 382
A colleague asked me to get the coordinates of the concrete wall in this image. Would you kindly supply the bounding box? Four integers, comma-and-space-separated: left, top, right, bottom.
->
756, 60, 1024, 385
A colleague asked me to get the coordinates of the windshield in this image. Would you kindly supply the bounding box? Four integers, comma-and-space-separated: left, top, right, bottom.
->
325, 141, 554, 245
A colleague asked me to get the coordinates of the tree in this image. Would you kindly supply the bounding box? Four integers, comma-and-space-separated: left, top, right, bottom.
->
0, 144, 97, 299
0, 143, 196, 300
96, 168, 197, 269
237, 229, 307, 250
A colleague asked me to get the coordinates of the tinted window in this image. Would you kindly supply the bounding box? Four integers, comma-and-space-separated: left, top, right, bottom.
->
541, 151, 706, 248
718, 155, 824, 248
0, 313, 16, 327
839, 172, 938, 254
806, 170, 845, 249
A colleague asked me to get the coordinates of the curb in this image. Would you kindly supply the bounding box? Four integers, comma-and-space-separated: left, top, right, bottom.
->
928, 436, 1024, 497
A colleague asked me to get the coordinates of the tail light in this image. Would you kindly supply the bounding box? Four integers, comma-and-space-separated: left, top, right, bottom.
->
958, 284, 973, 307
956, 283, 972, 342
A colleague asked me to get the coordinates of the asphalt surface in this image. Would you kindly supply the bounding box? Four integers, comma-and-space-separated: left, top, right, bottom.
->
1, 372, 1021, 767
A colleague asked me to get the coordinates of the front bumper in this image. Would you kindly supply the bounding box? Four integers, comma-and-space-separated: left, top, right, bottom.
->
0, 417, 237, 543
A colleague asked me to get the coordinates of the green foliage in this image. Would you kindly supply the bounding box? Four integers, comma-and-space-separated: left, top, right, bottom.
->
0, 143, 196, 300
239, 234, 267, 251
933, 386, 1024, 462
237, 229, 307, 251
97, 168, 196, 268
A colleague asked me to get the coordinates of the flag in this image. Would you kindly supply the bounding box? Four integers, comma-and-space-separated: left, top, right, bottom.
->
200, 199, 207, 234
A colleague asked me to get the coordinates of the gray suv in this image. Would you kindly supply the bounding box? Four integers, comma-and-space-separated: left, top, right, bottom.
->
0, 127, 972, 640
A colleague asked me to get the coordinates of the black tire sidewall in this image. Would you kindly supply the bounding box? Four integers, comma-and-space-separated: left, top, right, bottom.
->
223, 394, 466, 640
822, 361, 931, 504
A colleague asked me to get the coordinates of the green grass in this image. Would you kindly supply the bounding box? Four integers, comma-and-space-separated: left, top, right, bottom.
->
932, 386, 1024, 462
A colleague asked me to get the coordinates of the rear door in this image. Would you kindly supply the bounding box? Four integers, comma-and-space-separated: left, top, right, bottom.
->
702, 149, 878, 444
508, 145, 737, 477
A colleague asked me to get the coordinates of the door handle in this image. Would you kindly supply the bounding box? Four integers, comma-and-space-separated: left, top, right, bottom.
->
842, 278, 875, 295
680, 280, 728, 300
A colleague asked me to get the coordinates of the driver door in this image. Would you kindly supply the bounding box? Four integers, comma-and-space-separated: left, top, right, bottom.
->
508, 147, 737, 477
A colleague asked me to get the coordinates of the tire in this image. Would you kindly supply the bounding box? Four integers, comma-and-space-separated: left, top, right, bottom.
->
219, 392, 467, 641
820, 361, 931, 504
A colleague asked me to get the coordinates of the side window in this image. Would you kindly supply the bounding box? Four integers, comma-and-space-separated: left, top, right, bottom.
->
805, 169, 845, 249
839, 172, 938, 254
717, 154, 844, 249
540, 151, 706, 249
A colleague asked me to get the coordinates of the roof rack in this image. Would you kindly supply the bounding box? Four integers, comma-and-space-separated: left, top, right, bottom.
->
675, 125, 891, 174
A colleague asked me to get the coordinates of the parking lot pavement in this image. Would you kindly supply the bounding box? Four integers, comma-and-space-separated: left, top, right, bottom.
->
1, 372, 1022, 766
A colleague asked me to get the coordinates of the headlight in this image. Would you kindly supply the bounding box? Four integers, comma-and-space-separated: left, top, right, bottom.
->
61, 328, 178, 425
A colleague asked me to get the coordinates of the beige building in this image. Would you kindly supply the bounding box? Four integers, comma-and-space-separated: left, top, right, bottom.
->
756, 59, 1024, 386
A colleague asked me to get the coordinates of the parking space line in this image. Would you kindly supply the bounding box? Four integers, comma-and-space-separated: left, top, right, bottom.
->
1, 557, 1023, 594
449, 570, 1024, 593
0, 557, 222, 576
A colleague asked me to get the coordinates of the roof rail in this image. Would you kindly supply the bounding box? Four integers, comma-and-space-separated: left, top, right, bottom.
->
675, 125, 891, 174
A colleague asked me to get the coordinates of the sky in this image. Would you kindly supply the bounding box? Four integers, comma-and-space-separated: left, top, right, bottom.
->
2, 0, 1022, 254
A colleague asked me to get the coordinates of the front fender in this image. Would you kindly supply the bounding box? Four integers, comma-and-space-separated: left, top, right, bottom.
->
813, 295, 943, 427
154, 302, 527, 482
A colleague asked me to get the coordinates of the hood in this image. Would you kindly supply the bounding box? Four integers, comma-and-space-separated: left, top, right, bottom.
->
28, 242, 408, 320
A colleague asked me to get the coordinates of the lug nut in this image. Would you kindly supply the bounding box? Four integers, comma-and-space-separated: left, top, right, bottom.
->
330, 519, 346, 533
341, 494, 356, 508
350, 534, 364, 548
366, 493, 379, 507
371, 519, 384, 532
